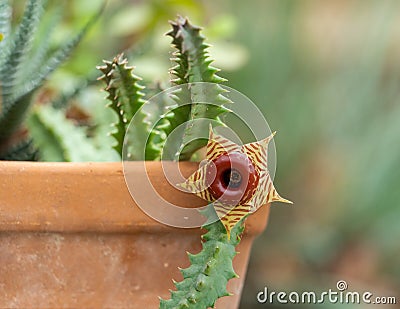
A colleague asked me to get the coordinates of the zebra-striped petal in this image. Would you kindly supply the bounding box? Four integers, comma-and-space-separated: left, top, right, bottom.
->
206, 127, 241, 161
178, 126, 292, 239
177, 163, 215, 201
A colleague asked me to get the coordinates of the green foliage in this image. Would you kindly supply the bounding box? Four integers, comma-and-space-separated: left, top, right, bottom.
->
1, 9, 250, 306
160, 207, 245, 309
98, 54, 143, 156
94, 17, 243, 307
0, 138, 37, 161
0, 0, 11, 46
27, 105, 111, 162
97, 53, 162, 159
0, 0, 103, 160
0, 0, 43, 99
51, 75, 98, 110
97, 18, 233, 162
168, 17, 226, 85
154, 17, 231, 161
94, 18, 244, 307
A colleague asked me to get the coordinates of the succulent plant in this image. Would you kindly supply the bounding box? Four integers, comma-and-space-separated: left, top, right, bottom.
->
96, 17, 248, 307
159, 207, 244, 309
97, 17, 231, 162
0, 0, 103, 160
95, 16, 288, 308
2, 9, 289, 306
156, 17, 231, 161
97, 54, 160, 160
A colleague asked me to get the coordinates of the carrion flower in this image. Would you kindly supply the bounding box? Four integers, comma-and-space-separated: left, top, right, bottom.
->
178, 126, 292, 238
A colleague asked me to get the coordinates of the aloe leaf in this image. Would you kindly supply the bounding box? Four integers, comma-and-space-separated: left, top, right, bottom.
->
0, 1, 104, 143
0, 91, 33, 142
0, 137, 37, 161
27, 104, 111, 162
14, 2, 105, 104
0, 0, 44, 103
0, 0, 12, 63
19, 6, 63, 82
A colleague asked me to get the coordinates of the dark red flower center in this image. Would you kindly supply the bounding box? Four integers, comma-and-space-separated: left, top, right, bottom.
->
206, 152, 259, 205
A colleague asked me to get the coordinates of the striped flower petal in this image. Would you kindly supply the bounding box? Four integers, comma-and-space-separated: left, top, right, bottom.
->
178, 126, 292, 238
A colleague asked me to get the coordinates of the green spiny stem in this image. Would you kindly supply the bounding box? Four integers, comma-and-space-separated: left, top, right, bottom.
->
154, 17, 231, 161
168, 17, 226, 85
97, 56, 126, 156
159, 19, 240, 306
98, 54, 161, 159
159, 207, 245, 309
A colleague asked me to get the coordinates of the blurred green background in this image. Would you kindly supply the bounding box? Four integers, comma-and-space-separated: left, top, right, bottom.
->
17, 0, 400, 307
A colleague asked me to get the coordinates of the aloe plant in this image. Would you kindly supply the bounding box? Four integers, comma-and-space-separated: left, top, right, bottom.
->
0, 0, 103, 160
27, 104, 115, 162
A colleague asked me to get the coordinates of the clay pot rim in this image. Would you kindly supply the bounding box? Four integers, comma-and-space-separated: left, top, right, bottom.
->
0, 161, 269, 236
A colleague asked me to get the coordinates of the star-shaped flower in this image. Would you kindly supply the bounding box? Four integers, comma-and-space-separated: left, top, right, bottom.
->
178, 126, 292, 238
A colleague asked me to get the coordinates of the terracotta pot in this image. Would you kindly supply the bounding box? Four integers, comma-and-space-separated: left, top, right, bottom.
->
0, 161, 270, 308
